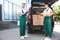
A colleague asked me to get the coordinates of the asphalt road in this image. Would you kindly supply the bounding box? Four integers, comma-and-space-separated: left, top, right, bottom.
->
0, 22, 60, 40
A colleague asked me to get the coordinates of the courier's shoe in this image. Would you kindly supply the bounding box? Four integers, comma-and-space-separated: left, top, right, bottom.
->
24, 35, 28, 38
44, 37, 51, 40
20, 36, 24, 39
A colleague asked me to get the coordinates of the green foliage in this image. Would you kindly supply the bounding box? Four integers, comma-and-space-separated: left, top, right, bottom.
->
53, 5, 60, 21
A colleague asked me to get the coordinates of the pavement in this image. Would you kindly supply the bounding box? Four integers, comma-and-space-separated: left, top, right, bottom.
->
0, 22, 60, 40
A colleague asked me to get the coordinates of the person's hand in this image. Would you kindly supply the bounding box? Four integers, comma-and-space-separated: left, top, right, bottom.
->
18, 12, 23, 16
41, 13, 46, 17
39, 13, 43, 16
46, 12, 51, 16
44, 12, 51, 16
46, 14, 50, 16
20, 13, 23, 16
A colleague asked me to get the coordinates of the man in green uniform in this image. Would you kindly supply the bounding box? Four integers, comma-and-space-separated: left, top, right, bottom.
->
40, 3, 53, 40
18, 3, 28, 39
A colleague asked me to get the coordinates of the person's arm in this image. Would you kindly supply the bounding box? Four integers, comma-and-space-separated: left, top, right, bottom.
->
39, 12, 47, 17
40, 9, 47, 17
46, 9, 53, 16
46, 12, 53, 16
18, 8, 23, 16
24, 11, 29, 15
18, 12, 23, 16
24, 8, 29, 15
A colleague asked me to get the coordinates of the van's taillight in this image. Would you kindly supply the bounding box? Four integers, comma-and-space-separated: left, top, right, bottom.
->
28, 12, 31, 22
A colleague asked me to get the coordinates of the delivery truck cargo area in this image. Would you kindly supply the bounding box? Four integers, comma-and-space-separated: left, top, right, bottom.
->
27, 0, 55, 34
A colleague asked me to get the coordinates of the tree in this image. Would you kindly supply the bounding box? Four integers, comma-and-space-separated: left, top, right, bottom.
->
52, 3, 60, 21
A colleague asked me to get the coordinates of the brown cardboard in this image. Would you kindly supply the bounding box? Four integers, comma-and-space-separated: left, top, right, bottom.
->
32, 14, 44, 25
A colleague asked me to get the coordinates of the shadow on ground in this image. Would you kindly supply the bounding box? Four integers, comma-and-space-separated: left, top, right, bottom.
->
0, 21, 18, 30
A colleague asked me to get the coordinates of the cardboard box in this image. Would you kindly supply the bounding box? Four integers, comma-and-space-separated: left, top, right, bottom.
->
32, 14, 44, 25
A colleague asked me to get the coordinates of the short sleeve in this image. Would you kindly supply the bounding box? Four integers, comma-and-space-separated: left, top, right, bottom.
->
48, 8, 53, 13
